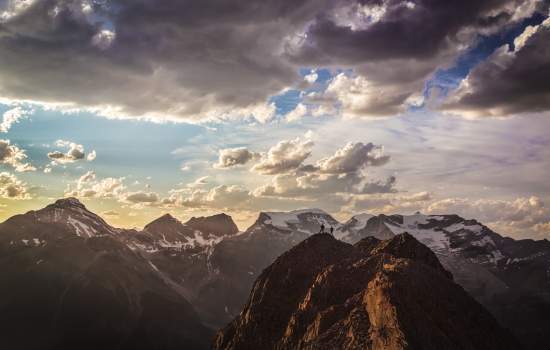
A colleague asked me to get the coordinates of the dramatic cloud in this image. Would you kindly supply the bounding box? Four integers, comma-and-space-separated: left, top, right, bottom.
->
65, 170, 162, 207
323, 73, 413, 118
123, 191, 159, 204
254, 141, 393, 198
186, 176, 210, 188
214, 148, 259, 169
315, 142, 390, 174
0, 139, 35, 172
0, 0, 306, 122
0, 172, 30, 199
362, 176, 397, 194
400, 191, 432, 202
86, 150, 97, 161
65, 171, 126, 199
442, 16, 550, 117
304, 71, 318, 84
0, 0, 545, 121
161, 185, 253, 210
290, 0, 546, 117
252, 137, 314, 175
159, 138, 394, 215
92, 29, 116, 50
205, 185, 252, 208
285, 103, 308, 122
1, 106, 31, 132
48, 140, 96, 164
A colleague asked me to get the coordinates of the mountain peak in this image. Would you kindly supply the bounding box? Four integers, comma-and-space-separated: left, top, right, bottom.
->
370, 232, 453, 279
214, 232, 520, 350
185, 213, 238, 237
15, 197, 119, 238
52, 197, 86, 210
157, 213, 178, 223
144, 213, 184, 231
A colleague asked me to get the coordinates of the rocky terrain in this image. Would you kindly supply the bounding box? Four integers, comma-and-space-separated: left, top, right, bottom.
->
340, 213, 550, 349
214, 233, 520, 350
0, 198, 213, 350
1, 199, 548, 348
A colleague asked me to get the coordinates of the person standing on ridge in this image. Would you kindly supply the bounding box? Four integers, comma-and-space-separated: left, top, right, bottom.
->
320, 224, 325, 234
330, 227, 334, 235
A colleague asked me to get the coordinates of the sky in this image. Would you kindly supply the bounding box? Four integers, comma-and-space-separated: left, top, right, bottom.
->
1, 0, 550, 239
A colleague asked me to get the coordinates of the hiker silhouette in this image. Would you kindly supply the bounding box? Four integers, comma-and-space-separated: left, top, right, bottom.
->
320, 224, 325, 234
330, 227, 334, 235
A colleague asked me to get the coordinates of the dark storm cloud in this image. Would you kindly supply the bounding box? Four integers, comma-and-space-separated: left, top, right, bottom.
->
0, 0, 547, 121
442, 18, 550, 116
290, 0, 547, 117
362, 175, 396, 194
0, 0, 321, 120
291, 0, 528, 64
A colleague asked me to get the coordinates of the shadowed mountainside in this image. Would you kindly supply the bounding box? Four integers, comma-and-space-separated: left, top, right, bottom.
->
0, 198, 213, 350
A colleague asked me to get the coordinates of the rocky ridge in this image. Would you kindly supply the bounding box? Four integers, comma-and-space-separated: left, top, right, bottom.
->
214, 233, 519, 350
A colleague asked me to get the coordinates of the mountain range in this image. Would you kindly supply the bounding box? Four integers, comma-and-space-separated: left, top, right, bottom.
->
1, 198, 549, 349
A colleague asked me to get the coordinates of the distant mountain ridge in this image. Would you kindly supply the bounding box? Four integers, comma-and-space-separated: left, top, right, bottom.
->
0, 198, 213, 350
1, 198, 549, 348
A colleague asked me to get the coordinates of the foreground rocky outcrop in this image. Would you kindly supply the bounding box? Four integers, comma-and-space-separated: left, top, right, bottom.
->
214, 233, 520, 350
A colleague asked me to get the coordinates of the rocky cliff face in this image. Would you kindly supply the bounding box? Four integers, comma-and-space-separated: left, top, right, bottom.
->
339, 213, 550, 349
214, 233, 520, 350
186, 213, 239, 237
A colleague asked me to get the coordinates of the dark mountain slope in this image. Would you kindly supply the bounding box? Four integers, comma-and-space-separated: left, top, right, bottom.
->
0, 198, 212, 350
185, 213, 239, 237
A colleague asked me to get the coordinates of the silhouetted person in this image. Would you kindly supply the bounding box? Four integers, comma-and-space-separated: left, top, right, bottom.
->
330, 227, 334, 235
320, 224, 325, 234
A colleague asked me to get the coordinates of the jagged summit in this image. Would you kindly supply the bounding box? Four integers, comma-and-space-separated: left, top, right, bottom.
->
145, 213, 181, 227
51, 197, 87, 210
134, 212, 238, 252
158, 212, 177, 220
214, 233, 520, 350
141, 212, 193, 244
185, 213, 238, 237
5, 197, 120, 238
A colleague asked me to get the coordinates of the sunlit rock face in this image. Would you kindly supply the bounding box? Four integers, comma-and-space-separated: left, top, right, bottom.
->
214, 233, 519, 350
337, 212, 550, 349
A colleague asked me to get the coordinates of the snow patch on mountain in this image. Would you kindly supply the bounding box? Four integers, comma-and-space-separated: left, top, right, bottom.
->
261, 209, 338, 233
351, 213, 374, 228
446, 222, 483, 233
385, 215, 451, 253
67, 216, 96, 238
